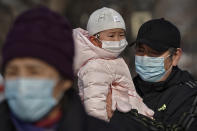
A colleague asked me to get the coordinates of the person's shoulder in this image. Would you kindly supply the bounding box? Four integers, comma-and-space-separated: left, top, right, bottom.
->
80, 58, 109, 74
0, 100, 13, 122
178, 69, 197, 90
181, 80, 197, 90
171, 67, 197, 90
0, 100, 9, 115
0, 100, 15, 130
170, 78, 197, 102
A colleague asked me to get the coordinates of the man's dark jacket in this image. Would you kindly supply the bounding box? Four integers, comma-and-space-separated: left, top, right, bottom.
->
0, 88, 118, 131
110, 66, 197, 131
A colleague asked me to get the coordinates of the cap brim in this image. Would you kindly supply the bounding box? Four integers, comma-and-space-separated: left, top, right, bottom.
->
132, 39, 169, 52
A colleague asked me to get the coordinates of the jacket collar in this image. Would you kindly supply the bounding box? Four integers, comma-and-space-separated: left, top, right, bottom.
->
134, 66, 184, 96
73, 28, 121, 74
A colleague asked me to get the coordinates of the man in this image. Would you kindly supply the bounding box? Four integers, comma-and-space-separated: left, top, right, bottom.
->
110, 18, 197, 131
0, 7, 117, 131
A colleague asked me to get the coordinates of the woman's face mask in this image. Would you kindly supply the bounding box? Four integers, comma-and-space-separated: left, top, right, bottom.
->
5, 78, 59, 122
4, 58, 69, 122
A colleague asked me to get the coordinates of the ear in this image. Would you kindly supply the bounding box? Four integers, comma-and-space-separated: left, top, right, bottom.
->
172, 48, 182, 66
89, 36, 102, 48
53, 79, 73, 99
61, 80, 73, 91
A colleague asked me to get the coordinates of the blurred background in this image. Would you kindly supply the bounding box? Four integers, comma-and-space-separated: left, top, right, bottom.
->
0, 0, 196, 85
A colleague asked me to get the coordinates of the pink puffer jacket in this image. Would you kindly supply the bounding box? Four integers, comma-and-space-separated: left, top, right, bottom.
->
73, 28, 154, 121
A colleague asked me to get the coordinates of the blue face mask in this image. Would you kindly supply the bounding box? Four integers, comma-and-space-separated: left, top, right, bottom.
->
5, 78, 58, 122
135, 55, 171, 82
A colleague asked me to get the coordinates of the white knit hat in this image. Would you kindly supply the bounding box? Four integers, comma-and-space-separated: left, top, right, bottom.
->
87, 7, 126, 35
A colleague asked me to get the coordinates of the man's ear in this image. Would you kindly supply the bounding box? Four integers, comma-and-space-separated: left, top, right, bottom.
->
172, 48, 182, 66
89, 36, 102, 48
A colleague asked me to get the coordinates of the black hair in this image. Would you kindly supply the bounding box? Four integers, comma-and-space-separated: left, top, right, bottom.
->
168, 47, 177, 59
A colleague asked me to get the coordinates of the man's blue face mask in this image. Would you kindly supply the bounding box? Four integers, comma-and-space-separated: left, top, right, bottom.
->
135, 55, 172, 82
5, 78, 58, 122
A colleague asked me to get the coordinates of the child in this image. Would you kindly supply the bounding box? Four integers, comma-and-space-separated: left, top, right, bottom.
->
73, 7, 154, 121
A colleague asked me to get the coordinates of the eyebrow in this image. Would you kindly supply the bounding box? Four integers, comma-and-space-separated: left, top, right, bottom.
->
107, 32, 116, 34
107, 31, 125, 33
8, 63, 44, 70
136, 45, 161, 53
6, 65, 18, 70
24, 64, 44, 70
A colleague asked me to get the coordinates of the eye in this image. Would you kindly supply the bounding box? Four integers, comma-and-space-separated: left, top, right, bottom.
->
28, 69, 41, 75
6, 71, 17, 76
5, 70, 18, 77
149, 51, 163, 57
120, 34, 125, 37
135, 47, 146, 55
108, 35, 114, 37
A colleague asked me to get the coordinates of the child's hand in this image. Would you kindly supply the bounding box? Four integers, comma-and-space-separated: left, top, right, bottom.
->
128, 91, 154, 118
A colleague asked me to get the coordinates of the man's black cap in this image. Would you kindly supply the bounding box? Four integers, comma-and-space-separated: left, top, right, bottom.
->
130, 18, 181, 52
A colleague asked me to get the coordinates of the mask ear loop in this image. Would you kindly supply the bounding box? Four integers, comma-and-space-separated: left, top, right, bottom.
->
165, 47, 177, 70
95, 34, 101, 41
164, 54, 174, 73
155, 55, 173, 82
95, 33, 103, 45
91, 33, 102, 48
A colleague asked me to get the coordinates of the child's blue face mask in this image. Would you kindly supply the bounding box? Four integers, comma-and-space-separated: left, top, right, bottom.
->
135, 55, 172, 82
5, 78, 58, 122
